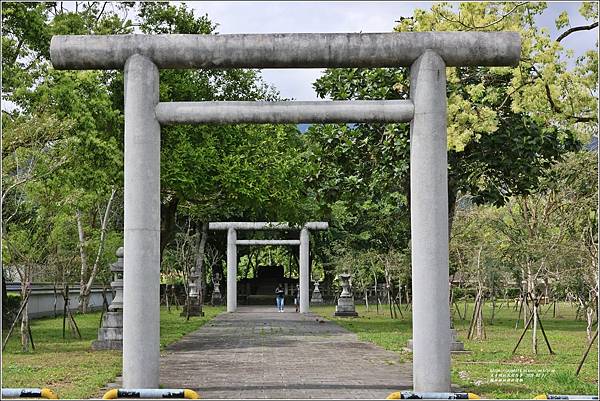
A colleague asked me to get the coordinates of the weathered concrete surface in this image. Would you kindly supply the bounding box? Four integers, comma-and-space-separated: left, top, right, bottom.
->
409, 50, 451, 392
155, 100, 414, 125
122, 54, 161, 389
226, 228, 237, 313
159, 306, 412, 399
50, 32, 521, 70
209, 222, 329, 231
299, 228, 310, 314
236, 239, 301, 245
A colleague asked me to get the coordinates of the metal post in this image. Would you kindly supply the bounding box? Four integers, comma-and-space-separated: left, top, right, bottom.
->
123, 54, 160, 389
227, 227, 237, 312
299, 228, 310, 313
409, 50, 451, 392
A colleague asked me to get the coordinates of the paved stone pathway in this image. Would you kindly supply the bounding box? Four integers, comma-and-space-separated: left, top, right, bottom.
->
160, 306, 412, 399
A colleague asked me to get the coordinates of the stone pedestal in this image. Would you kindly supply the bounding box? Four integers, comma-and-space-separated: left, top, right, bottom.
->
181, 298, 204, 317
449, 328, 465, 351
92, 312, 123, 350
334, 273, 358, 317
92, 247, 124, 350
406, 329, 465, 352
335, 296, 358, 316
311, 281, 323, 304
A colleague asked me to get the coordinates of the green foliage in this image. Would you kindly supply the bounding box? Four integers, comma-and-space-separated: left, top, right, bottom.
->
305, 3, 594, 296
1, 2, 317, 290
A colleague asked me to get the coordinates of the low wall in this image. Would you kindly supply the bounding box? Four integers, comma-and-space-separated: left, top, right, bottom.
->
6, 283, 113, 319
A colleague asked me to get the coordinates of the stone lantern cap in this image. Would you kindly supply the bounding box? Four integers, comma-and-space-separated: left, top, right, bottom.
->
111, 247, 124, 273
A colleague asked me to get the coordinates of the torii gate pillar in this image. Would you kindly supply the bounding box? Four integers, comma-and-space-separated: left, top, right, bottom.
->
122, 54, 161, 388
299, 227, 310, 313
226, 227, 237, 313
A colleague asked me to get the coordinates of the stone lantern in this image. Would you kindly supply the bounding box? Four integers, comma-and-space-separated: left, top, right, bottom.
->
211, 272, 222, 306
92, 247, 124, 350
334, 273, 358, 317
310, 281, 323, 304
181, 264, 203, 317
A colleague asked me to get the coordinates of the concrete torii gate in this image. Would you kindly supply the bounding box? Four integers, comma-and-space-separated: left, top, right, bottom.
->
50, 32, 520, 392
208, 221, 329, 313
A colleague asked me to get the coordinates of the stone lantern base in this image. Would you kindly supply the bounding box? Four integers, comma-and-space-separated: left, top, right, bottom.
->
334, 296, 358, 317
91, 311, 123, 350
181, 298, 204, 317
211, 289, 222, 306
310, 291, 323, 304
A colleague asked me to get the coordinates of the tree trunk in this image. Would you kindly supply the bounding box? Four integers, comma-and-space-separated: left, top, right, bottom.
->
468, 289, 486, 340
532, 301, 539, 354
196, 222, 208, 308
527, 262, 539, 353
2, 270, 8, 329
78, 189, 116, 313
586, 302, 594, 342
76, 209, 89, 312
160, 197, 179, 262
476, 295, 485, 339
447, 186, 458, 239
20, 302, 29, 352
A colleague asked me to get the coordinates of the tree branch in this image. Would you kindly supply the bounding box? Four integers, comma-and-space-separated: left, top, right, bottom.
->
85, 187, 117, 292
529, 63, 596, 123
436, 2, 528, 31
94, 2, 108, 25
1, 156, 69, 206
76, 209, 89, 299
556, 22, 598, 43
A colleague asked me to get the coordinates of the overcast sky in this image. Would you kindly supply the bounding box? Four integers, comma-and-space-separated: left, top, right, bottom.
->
184, 1, 598, 100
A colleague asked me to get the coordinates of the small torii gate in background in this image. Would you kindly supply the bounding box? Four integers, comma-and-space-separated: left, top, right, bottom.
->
50, 31, 520, 392
208, 221, 329, 313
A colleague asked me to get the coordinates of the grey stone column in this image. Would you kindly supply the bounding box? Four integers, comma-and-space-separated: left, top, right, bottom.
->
123, 54, 160, 389
299, 228, 310, 313
409, 50, 451, 392
227, 227, 237, 312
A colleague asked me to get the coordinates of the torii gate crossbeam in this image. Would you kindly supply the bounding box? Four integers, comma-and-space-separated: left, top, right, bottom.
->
50, 31, 520, 392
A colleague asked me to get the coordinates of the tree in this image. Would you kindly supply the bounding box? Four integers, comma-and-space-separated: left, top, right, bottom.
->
450, 150, 597, 350
310, 2, 594, 222
305, 3, 595, 300
3, 2, 320, 319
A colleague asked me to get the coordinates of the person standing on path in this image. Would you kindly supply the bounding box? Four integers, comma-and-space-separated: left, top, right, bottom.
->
275, 284, 285, 312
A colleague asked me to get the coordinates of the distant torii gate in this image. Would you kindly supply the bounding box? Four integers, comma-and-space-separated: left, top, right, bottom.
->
50, 31, 520, 392
208, 222, 329, 313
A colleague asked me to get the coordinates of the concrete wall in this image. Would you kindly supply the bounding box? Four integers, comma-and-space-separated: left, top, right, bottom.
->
6, 283, 113, 319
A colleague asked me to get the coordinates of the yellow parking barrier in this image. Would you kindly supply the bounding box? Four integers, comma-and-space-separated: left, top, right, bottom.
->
386, 391, 480, 399
102, 388, 199, 399
1, 388, 58, 399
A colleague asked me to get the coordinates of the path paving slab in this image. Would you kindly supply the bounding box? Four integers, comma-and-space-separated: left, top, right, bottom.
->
159, 306, 412, 399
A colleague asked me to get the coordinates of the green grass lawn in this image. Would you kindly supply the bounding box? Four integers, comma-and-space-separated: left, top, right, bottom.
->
312, 302, 598, 399
2, 306, 224, 399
